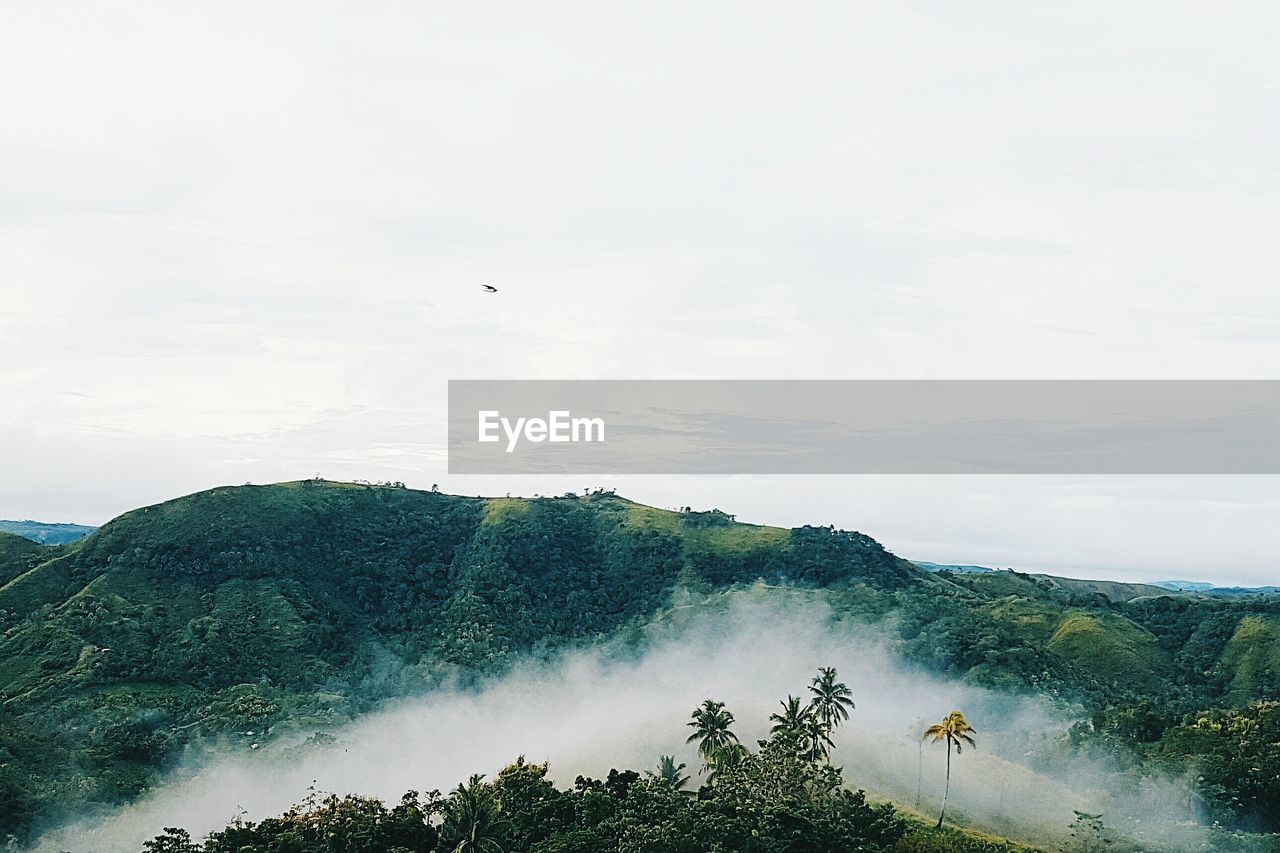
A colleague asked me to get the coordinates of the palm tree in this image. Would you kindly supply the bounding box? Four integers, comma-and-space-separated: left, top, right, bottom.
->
808, 667, 855, 732
771, 694, 834, 763
769, 695, 813, 739
441, 774, 508, 853
648, 754, 690, 791
923, 711, 977, 828
686, 699, 739, 773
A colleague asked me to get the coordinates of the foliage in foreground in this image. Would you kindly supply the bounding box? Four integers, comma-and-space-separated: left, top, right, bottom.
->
147, 755, 903, 853
144, 669, 907, 853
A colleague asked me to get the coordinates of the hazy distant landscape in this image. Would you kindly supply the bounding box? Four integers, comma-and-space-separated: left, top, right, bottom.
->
2, 481, 1277, 852
912, 561, 1280, 598
0, 520, 96, 547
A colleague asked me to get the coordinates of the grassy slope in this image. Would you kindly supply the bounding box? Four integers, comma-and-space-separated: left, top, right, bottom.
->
953, 572, 1174, 688
1220, 615, 1280, 705
484, 495, 793, 551
1047, 611, 1171, 686
893, 810, 1047, 853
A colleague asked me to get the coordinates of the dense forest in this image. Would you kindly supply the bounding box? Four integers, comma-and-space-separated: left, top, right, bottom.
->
1, 482, 1278, 849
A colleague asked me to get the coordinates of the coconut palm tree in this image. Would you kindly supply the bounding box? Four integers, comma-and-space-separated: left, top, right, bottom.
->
441, 774, 508, 853
771, 694, 834, 763
648, 754, 690, 791
808, 667, 855, 732
923, 711, 977, 828
686, 699, 739, 773
769, 695, 813, 739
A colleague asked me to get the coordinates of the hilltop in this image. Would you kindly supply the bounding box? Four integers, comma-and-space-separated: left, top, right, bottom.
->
1, 481, 1277, 843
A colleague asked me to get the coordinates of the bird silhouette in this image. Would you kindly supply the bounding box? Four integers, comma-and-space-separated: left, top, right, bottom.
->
481, 284, 498, 293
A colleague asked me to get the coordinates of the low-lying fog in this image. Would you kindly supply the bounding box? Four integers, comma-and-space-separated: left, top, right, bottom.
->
35, 592, 1203, 852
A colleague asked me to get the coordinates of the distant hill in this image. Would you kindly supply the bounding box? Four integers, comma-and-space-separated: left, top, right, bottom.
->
1025, 573, 1181, 604
0, 519, 96, 545
918, 561, 1278, 603
1156, 579, 1280, 597
1155, 579, 1216, 592
911, 560, 998, 574
916, 560, 1180, 603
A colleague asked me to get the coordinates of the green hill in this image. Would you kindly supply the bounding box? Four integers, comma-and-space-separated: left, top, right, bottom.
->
1046, 611, 1171, 686
0, 482, 929, 840
0, 481, 1277, 843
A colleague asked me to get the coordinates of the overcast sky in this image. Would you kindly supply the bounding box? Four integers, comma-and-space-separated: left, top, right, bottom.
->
2, 3, 1277, 585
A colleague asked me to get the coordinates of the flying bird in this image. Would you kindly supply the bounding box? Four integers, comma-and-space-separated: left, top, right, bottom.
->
481, 284, 498, 293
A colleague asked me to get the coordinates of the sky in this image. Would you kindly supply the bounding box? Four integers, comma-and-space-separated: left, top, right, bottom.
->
1, 2, 1277, 585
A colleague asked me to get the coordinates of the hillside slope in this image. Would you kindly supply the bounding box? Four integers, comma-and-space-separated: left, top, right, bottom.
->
0, 482, 924, 695
0, 532, 48, 587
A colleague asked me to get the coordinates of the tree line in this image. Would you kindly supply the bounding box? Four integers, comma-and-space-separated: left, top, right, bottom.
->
141, 667, 984, 853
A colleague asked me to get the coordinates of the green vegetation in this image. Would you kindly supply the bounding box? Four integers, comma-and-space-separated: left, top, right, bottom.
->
0, 481, 1278, 846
